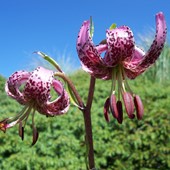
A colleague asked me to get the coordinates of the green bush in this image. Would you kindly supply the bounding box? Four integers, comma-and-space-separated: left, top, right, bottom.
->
0, 70, 169, 170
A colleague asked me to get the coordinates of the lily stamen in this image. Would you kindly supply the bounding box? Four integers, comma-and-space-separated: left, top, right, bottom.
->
77, 12, 166, 123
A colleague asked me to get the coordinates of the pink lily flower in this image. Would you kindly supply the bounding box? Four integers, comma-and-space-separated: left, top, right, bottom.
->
77, 12, 167, 123
0, 67, 70, 145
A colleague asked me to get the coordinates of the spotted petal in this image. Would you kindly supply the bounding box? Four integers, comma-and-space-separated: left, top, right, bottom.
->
123, 46, 145, 79
104, 26, 135, 67
44, 79, 70, 116
5, 70, 31, 104
139, 12, 167, 69
23, 67, 54, 105
125, 12, 167, 79
77, 20, 111, 79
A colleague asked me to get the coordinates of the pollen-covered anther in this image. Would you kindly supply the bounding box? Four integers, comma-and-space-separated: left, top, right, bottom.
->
103, 97, 110, 122
0, 123, 6, 133
134, 95, 144, 120
122, 92, 135, 119
110, 94, 119, 119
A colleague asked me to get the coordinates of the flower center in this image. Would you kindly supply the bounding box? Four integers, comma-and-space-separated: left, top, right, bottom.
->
111, 64, 131, 97
107, 64, 144, 123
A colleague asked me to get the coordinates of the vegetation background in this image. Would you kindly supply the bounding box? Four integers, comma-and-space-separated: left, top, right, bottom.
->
0, 43, 170, 170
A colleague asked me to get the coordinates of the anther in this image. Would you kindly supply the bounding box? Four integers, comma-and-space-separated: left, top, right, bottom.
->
104, 97, 110, 122
122, 92, 135, 119
134, 95, 144, 120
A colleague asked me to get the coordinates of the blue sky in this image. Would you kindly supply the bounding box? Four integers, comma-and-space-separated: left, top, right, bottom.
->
0, 0, 169, 77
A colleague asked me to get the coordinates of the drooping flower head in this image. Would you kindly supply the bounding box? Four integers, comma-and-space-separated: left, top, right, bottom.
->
77, 12, 167, 123
0, 67, 70, 145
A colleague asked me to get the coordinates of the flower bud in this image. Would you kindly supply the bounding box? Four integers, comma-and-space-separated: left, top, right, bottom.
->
134, 95, 144, 120
103, 97, 110, 122
110, 94, 118, 119
116, 100, 123, 124
122, 92, 135, 119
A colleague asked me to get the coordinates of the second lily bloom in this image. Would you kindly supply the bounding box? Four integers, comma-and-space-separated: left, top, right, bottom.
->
77, 12, 167, 123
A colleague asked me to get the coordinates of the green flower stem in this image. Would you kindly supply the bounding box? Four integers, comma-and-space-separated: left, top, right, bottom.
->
55, 72, 96, 169
36, 51, 63, 73
83, 76, 96, 169
55, 72, 84, 109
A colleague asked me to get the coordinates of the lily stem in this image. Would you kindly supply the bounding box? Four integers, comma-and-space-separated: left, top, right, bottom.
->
56, 72, 96, 169
55, 72, 84, 108
83, 76, 96, 169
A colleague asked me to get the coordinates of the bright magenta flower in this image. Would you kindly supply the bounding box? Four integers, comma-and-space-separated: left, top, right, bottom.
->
0, 67, 70, 144
77, 12, 167, 123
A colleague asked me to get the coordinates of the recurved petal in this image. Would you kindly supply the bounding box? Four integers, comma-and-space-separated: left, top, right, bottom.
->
123, 46, 145, 79
77, 21, 101, 63
81, 60, 112, 80
124, 46, 145, 70
77, 20, 111, 79
23, 67, 54, 104
44, 79, 70, 116
104, 26, 134, 67
5, 70, 31, 104
130, 12, 167, 76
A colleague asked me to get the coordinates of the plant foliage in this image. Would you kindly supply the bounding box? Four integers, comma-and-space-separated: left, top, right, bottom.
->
0, 70, 170, 169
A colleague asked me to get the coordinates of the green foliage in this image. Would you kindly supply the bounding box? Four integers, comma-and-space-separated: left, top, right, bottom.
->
0, 71, 170, 170
142, 44, 170, 84
138, 30, 170, 84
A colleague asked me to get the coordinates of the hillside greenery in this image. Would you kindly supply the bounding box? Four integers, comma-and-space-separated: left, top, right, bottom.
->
0, 67, 170, 170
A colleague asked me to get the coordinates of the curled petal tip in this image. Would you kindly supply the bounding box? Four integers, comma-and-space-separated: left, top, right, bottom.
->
156, 12, 165, 18
77, 20, 90, 50
137, 11, 167, 72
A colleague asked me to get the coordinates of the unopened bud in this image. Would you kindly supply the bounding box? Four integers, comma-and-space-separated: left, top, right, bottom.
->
116, 100, 123, 124
103, 97, 110, 122
134, 95, 144, 120
110, 94, 118, 119
122, 92, 135, 119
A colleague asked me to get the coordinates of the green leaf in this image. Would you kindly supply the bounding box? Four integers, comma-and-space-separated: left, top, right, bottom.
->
66, 83, 80, 108
90, 16, 94, 38
35, 51, 62, 72
109, 23, 116, 30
